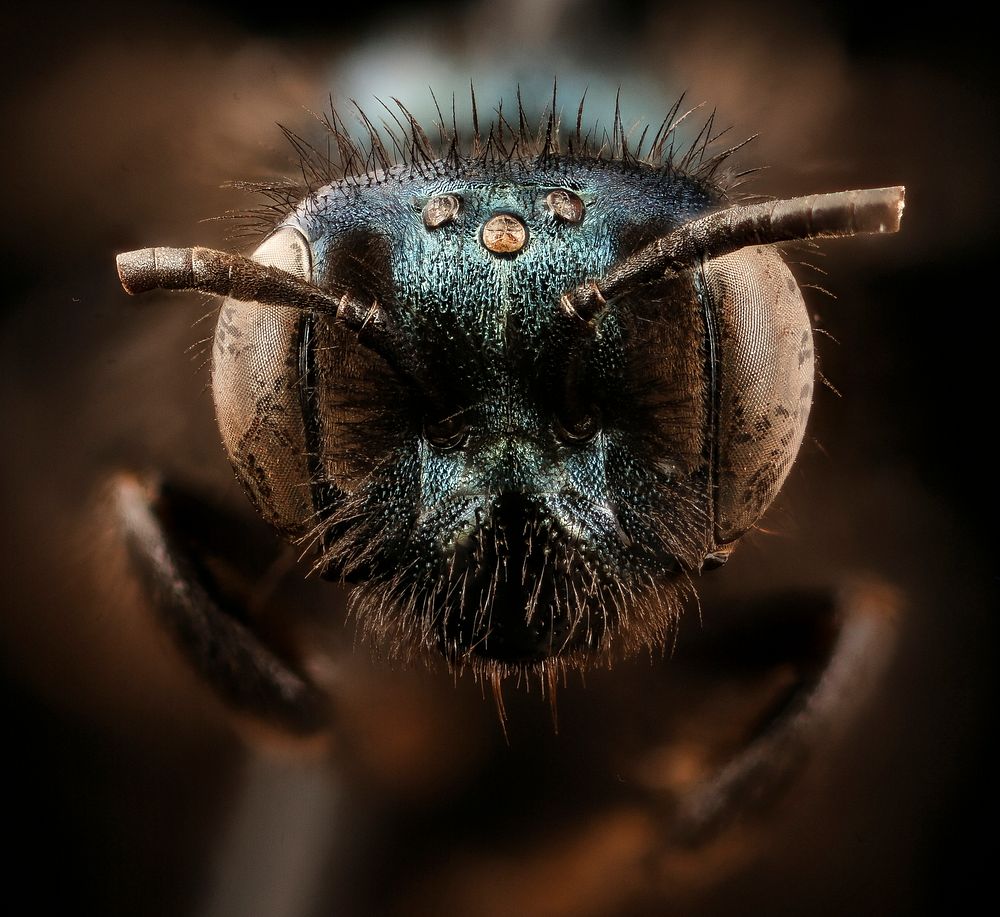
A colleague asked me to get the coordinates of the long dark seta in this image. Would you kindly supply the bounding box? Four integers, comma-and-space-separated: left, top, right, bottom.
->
559, 186, 906, 326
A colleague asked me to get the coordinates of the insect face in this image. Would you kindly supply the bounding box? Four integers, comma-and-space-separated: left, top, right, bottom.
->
117, 102, 903, 680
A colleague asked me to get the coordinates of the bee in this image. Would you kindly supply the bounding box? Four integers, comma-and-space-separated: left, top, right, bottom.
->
115, 94, 903, 710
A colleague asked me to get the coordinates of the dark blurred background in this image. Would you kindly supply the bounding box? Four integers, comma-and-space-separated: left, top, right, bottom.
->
2, 2, 994, 915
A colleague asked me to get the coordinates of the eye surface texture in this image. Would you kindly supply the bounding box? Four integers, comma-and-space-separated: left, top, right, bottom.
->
211, 225, 316, 536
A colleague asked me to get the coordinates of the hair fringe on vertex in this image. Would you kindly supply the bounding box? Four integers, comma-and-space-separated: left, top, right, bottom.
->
224, 83, 758, 238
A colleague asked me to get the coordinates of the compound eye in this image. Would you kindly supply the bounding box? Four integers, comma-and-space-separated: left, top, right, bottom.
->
424, 413, 470, 451
545, 189, 585, 224
554, 408, 601, 445
422, 194, 462, 229
211, 225, 315, 536
705, 247, 814, 544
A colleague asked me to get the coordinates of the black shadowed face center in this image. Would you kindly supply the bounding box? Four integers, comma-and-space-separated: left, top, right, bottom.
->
435, 495, 609, 664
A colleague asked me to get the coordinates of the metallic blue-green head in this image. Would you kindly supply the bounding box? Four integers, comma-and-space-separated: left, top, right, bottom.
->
279, 158, 721, 672
120, 102, 906, 677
